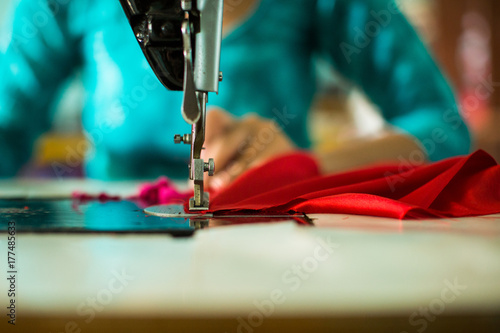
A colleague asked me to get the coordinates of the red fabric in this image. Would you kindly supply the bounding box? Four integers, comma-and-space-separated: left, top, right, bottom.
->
205, 150, 500, 219
72, 150, 500, 220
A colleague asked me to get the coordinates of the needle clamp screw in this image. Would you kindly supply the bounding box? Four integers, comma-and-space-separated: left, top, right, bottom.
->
174, 134, 192, 144
204, 158, 215, 176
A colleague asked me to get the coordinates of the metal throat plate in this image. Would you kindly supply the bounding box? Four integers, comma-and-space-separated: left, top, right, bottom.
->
144, 205, 313, 229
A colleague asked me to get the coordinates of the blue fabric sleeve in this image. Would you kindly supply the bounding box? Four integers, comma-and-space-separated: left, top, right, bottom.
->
315, 0, 471, 161
0, 0, 80, 176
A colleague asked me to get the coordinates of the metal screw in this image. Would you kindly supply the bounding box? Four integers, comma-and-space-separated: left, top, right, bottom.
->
134, 27, 145, 41
174, 134, 192, 144
204, 158, 215, 176
219, 71, 223, 82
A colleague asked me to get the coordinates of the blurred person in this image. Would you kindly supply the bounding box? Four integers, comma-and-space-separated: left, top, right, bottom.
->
0, 0, 471, 188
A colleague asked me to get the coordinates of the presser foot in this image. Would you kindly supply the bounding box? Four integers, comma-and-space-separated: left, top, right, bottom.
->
188, 192, 210, 211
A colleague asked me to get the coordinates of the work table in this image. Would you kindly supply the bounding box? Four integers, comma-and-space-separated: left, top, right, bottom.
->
0, 179, 499, 332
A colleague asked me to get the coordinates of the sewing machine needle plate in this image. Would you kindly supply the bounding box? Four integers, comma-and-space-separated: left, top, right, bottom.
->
144, 205, 313, 226
144, 205, 213, 218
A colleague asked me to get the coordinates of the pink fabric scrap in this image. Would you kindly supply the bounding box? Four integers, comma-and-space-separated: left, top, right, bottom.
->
71, 177, 190, 207
132, 177, 191, 207
71, 191, 121, 203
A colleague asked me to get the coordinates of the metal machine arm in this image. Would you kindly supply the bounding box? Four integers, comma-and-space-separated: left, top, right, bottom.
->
118, 0, 224, 210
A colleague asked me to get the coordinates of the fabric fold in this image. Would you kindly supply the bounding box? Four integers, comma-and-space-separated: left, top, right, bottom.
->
74, 150, 500, 220
206, 150, 500, 219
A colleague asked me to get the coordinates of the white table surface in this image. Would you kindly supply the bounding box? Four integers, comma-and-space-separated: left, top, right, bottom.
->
0, 180, 499, 322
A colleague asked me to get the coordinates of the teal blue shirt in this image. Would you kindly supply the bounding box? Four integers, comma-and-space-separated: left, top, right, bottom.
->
0, 0, 471, 179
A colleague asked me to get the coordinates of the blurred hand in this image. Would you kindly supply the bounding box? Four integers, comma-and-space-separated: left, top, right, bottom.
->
202, 108, 296, 190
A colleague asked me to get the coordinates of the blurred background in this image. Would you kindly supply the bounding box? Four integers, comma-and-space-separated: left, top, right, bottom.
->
311, 0, 500, 162
0, 0, 499, 177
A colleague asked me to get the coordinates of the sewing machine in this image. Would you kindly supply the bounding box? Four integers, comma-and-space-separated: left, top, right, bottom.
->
118, 0, 224, 211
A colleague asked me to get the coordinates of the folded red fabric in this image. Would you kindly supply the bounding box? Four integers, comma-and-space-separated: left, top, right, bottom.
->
74, 150, 499, 220
207, 150, 500, 219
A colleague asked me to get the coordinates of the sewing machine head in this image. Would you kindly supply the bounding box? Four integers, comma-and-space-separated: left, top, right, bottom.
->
118, 0, 224, 211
